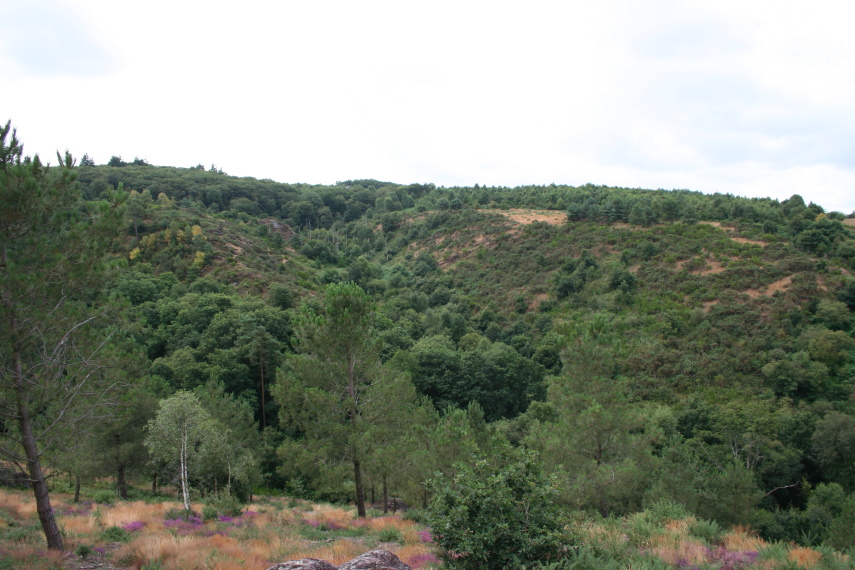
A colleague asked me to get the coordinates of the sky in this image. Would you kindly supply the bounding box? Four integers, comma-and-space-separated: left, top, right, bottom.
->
2, 0, 854, 214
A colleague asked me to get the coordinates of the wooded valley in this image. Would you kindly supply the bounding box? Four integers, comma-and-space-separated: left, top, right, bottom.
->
3, 122, 855, 569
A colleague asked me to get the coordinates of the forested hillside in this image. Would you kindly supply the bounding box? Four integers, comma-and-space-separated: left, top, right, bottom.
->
4, 138, 855, 567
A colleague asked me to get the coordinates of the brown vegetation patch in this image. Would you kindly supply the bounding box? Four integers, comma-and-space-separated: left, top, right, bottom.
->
697, 260, 727, 275
843, 218, 855, 227
740, 275, 793, 299
766, 275, 793, 295
529, 293, 550, 311
722, 526, 765, 551
788, 547, 823, 568
226, 243, 243, 255
731, 236, 767, 246
699, 221, 768, 246
489, 209, 567, 226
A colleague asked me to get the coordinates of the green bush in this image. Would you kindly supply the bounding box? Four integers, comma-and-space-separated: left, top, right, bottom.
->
75, 544, 93, 559
825, 495, 855, 550
428, 451, 571, 569
91, 489, 116, 504
164, 507, 197, 521
402, 508, 429, 524
102, 525, 131, 542
202, 503, 219, 522
209, 491, 244, 517
689, 518, 723, 544
377, 527, 402, 542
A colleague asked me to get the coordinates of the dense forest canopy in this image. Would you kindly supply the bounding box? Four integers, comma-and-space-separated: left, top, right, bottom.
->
4, 137, 855, 562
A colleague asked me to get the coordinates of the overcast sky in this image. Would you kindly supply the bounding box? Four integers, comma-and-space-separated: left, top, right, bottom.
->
3, 0, 854, 213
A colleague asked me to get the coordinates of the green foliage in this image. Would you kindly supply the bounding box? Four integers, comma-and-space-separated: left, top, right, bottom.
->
274, 282, 416, 516
144, 391, 233, 510
1, 120, 126, 550
202, 503, 219, 522
91, 490, 116, 504
376, 527, 402, 542
428, 451, 571, 569
102, 525, 131, 542
205, 491, 244, 518
75, 544, 93, 559
825, 493, 855, 550
13, 135, 855, 551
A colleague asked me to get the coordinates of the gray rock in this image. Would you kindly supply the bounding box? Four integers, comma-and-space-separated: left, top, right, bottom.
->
265, 559, 338, 570
338, 550, 411, 570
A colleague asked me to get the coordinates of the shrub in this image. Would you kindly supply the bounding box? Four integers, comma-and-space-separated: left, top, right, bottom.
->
202, 503, 219, 522
164, 507, 197, 521
690, 518, 723, 544
377, 527, 402, 542
428, 450, 571, 569
102, 525, 131, 542
91, 489, 116, 504
209, 491, 244, 517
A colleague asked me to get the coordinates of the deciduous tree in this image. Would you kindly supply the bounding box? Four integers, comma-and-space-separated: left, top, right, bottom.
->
144, 390, 220, 511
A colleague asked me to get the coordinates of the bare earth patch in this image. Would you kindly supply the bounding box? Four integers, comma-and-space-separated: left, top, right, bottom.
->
697, 260, 727, 275
489, 209, 567, 226
528, 293, 550, 311
699, 221, 768, 246
766, 276, 793, 295
731, 236, 767, 246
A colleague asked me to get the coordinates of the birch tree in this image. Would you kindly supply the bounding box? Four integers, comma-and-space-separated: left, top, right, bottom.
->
144, 391, 219, 511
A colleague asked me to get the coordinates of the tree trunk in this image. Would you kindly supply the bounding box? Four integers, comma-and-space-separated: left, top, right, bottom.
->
9, 308, 64, 550
74, 476, 81, 503
353, 456, 366, 518
383, 473, 388, 514
180, 427, 190, 511
151, 472, 158, 494
117, 464, 128, 500
259, 360, 266, 430
16, 375, 64, 549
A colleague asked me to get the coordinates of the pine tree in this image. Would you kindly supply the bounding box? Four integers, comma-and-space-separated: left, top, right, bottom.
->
275, 282, 402, 517
0, 121, 125, 549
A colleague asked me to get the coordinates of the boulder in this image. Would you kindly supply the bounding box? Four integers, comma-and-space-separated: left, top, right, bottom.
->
338, 550, 411, 570
265, 550, 411, 570
265, 559, 337, 570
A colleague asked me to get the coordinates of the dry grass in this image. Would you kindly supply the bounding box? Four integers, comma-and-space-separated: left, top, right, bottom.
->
723, 526, 766, 551
493, 209, 567, 226
0, 487, 441, 569
101, 500, 166, 528
301, 504, 356, 529
0, 489, 37, 518
788, 547, 823, 568
651, 539, 709, 565
0, 544, 66, 569
305, 540, 367, 565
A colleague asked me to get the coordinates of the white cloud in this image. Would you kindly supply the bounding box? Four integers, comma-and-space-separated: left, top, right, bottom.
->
2, 0, 854, 213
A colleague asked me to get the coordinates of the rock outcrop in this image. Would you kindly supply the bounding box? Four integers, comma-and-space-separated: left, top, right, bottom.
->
339, 550, 411, 570
265, 559, 338, 570
265, 550, 411, 570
